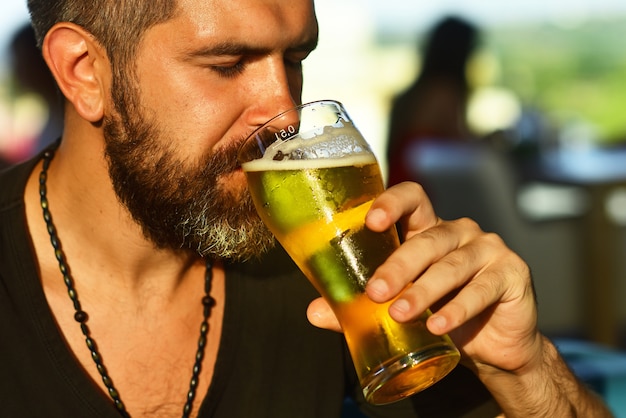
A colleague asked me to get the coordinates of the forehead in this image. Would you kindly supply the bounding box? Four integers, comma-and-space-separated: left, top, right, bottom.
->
165, 0, 318, 47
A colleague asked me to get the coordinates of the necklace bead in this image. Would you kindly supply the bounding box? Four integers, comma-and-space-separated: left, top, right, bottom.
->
74, 310, 88, 323
39, 146, 213, 418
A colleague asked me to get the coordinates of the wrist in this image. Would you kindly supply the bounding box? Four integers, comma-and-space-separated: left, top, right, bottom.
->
476, 335, 611, 417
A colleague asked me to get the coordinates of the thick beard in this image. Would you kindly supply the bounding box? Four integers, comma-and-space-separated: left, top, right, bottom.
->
102, 81, 275, 262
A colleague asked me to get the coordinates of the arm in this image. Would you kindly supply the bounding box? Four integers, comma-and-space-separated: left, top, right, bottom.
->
308, 182, 613, 418
480, 335, 611, 417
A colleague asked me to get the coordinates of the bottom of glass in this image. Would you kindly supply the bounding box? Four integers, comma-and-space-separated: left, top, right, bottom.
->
361, 343, 461, 405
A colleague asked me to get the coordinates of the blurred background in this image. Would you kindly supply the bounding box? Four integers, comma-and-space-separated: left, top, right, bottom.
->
1, 0, 626, 413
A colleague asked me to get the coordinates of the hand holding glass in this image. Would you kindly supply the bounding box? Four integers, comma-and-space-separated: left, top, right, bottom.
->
237, 100, 460, 404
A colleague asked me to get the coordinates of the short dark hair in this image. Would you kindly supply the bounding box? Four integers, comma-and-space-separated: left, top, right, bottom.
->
27, 0, 178, 71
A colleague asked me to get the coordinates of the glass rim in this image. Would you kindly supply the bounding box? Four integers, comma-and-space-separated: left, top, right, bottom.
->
244, 99, 345, 142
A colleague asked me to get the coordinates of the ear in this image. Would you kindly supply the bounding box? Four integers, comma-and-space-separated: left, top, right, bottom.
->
42, 23, 109, 123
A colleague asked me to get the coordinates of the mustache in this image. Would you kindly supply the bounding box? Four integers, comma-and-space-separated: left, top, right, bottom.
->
203, 134, 249, 177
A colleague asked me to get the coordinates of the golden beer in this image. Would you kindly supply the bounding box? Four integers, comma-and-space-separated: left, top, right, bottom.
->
239, 101, 459, 404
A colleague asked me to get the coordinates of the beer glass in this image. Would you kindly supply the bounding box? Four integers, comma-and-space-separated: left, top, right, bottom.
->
237, 100, 460, 405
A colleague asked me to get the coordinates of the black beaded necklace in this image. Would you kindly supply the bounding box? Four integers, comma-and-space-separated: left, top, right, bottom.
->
39, 147, 215, 418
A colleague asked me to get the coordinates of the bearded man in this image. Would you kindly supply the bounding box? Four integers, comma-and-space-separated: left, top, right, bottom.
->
0, 0, 613, 417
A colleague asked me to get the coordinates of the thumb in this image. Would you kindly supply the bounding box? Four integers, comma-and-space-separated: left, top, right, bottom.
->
307, 297, 342, 332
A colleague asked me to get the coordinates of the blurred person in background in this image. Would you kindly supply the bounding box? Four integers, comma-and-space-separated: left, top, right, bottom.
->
386, 16, 480, 186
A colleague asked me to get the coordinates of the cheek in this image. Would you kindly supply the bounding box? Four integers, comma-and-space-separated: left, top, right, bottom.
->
153, 96, 241, 157
138, 65, 243, 153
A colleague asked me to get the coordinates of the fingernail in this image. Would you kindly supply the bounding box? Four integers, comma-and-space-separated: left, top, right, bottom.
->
366, 208, 386, 225
429, 314, 447, 331
309, 310, 323, 319
367, 278, 388, 298
390, 298, 410, 315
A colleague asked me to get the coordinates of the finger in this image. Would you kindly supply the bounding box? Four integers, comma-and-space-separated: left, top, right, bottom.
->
426, 271, 504, 336
306, 297, 342, 332
385, 223, 499, 321
366, 217, 480, 304
428, 252, 532, 336
366, 182, 438, 236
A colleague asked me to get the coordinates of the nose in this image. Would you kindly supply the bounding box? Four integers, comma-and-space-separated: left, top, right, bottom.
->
244, 55, 301, 128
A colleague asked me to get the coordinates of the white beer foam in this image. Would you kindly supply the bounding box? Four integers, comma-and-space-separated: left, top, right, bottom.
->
243, 122, 376, 171
242, 152, 376, 171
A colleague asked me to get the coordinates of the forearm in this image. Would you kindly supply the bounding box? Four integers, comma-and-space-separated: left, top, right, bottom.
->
478, 336, 613, 418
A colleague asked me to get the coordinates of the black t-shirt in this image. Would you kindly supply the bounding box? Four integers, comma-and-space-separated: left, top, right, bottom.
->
0, 152, 499, 417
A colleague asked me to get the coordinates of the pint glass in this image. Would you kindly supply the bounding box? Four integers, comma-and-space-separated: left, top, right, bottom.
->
237, 100, 460, 405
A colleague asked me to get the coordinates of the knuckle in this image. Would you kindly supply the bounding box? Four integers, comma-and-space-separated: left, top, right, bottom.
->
414, 225, 444, 247
470, 272, 503, 297
442, 298, 471, 326
404, 281, 432, 309
378, 254, 414, 287
451, 216, 481, 232
408, 181, 426, 195
397, 180, 425, 194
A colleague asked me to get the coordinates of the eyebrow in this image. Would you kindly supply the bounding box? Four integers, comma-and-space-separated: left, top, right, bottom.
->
183, 37, 319, 60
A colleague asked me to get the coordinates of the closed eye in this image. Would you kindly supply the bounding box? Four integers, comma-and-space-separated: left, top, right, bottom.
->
211, 60, 246, 78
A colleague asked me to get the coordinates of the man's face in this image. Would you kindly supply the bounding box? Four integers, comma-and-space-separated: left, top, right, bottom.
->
103, 0, 319, 260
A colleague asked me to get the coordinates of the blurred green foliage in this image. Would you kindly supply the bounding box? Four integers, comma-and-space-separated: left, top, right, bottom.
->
489, 18, 626, 143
